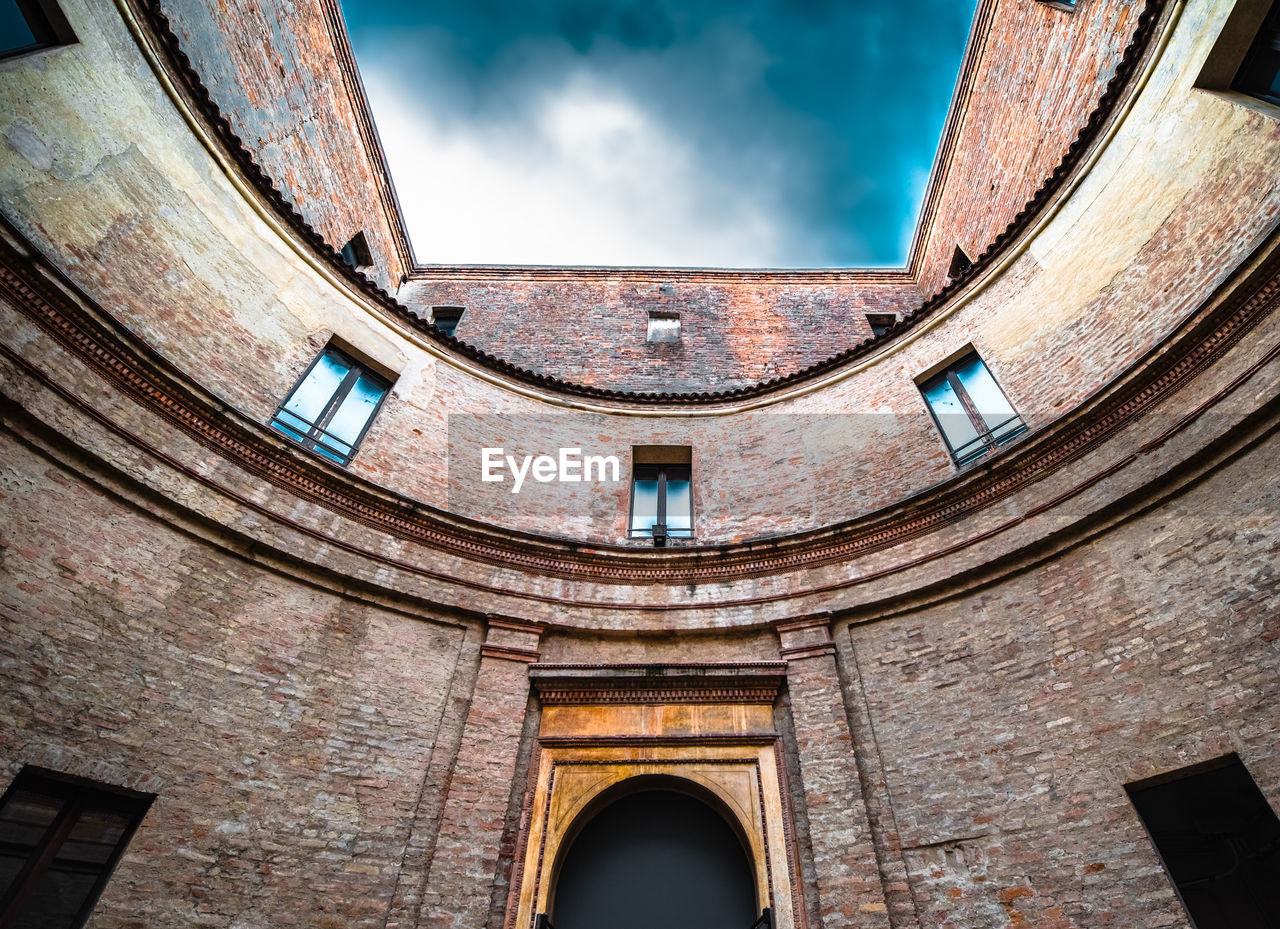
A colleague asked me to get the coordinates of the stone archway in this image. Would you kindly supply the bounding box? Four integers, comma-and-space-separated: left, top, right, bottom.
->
549, 781, 759, 929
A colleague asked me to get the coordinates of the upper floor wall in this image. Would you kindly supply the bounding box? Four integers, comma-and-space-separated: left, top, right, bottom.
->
154, 0, 1150, 392
1, 0, 1278, 624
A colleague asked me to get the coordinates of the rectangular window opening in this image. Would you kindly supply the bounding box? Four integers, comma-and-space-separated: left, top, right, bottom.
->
1, 0, 75, 58
646, 310, 681, 343
628, 446, 693, 544
339, 231, 373, 270
947, 245, 974, 281
269, 343, 393, 465
0, 766, 153, 929
1233, 0, 1280, 105
866, 313, 898, 338
430, 306, 464, 338
1126, 754, 1280, 929
917, 350, 1026, 466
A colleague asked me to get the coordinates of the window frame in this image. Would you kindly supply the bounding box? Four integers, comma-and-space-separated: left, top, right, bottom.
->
1232, 0, 1280, 105
1125, 753, 1280, 929
269, 344, 393, 466
0, 767, 153, 929
430, 306, 464, 338
865, 313, 898, 338
338, 231, 373, 270
917, 351, 1026, 467
627, 459, 694, 542
1, 0, 76, 59
1194, 0, 1280, 116
646, 310, 681, 343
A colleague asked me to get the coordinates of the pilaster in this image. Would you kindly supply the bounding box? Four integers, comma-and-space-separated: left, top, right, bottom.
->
778, 615, 891, 929
419, 616, 544, 929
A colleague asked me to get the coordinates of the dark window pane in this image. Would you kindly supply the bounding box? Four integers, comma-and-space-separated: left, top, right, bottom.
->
55, 808, 131, 867
1233, 4, 1280, 104
0, 769, 152, 929
11, 867, 98, 929
1128, 756, 1280, 929
432, 308, 464, 337
0, 0, 38, 53
0, 791, 63, 899
15, 807, 138, 928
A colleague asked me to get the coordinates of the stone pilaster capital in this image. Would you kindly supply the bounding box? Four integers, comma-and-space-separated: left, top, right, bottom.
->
481, 614, 546, 663
775, 612, 836, 661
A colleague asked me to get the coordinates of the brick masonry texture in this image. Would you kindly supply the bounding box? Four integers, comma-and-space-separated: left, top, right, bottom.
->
0, 0, 1279, 927
158, 0, 408, 292
146, 0, 1145, 393
913, 0, 1147, 297
843, 429, 1280, 929
396, 275, 916, 392
0, 432, 472, 928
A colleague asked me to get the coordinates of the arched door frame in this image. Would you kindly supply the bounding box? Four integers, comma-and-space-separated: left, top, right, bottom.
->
545, 774, 763, 921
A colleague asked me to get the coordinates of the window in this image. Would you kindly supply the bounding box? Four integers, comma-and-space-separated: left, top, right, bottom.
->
1127, 755, 1280, 929
430, 306, 464, 338
1233, 0, 1280, 105
0, 767, 152, 929
338, 231, 373, 270
866, 313, 898, 338
628, 447, 693, 544
270, 344, 392, 465
647, 311, 681, 343
918, 351, 1025, 465
1035, 0, 1077, 11
0, 0, 75, 58
947, 245, 974, 281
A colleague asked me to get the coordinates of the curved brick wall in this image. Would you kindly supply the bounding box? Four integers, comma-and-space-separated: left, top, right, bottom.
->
153, 0, 1150, 392
0, 1, 1278, 928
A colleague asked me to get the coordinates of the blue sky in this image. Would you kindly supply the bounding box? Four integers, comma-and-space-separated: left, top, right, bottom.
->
340, 0, 978, 268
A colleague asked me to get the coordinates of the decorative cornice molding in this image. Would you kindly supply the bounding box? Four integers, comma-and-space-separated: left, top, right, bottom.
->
124, 0, 1166, 406
530, 662, 788, 672
486, 616, 547, 636
1, 215, 1278, 591
773, 614, 833, 635
537, 734, 781, 748
481, 644, 543, 664
530, 662, 787, 705
779, 643, 838, 662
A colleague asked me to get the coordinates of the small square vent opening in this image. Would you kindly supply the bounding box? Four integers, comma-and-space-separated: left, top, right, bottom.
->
647, 311, 681, 343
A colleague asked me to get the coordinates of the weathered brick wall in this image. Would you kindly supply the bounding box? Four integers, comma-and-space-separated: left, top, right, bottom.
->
158, 0, 408, 290
0, 431, 476, 929
843, 429, 1280, 929
144, 0, 1147, 392
914, 0, 1148, 296
3, 0, 1274, 549
398, 274, 917, 392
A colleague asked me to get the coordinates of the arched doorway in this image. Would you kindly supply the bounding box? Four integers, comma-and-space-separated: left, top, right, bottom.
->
549, 783, 759, 929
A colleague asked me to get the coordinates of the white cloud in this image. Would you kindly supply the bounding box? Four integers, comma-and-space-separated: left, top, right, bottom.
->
364, 68, 817, 267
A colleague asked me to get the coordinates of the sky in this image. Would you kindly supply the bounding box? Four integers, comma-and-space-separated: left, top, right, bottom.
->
340, 0, 979, 269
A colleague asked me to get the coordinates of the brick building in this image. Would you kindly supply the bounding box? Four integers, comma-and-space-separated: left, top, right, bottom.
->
1, 0, 1279, 926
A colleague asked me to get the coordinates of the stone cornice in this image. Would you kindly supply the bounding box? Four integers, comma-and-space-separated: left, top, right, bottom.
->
1, 217, 1278, 590
530, 662, 788, 705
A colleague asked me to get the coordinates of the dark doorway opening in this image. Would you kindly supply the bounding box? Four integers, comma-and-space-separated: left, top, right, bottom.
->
1127, 754, 1280, 929
551, 785, 758, 929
